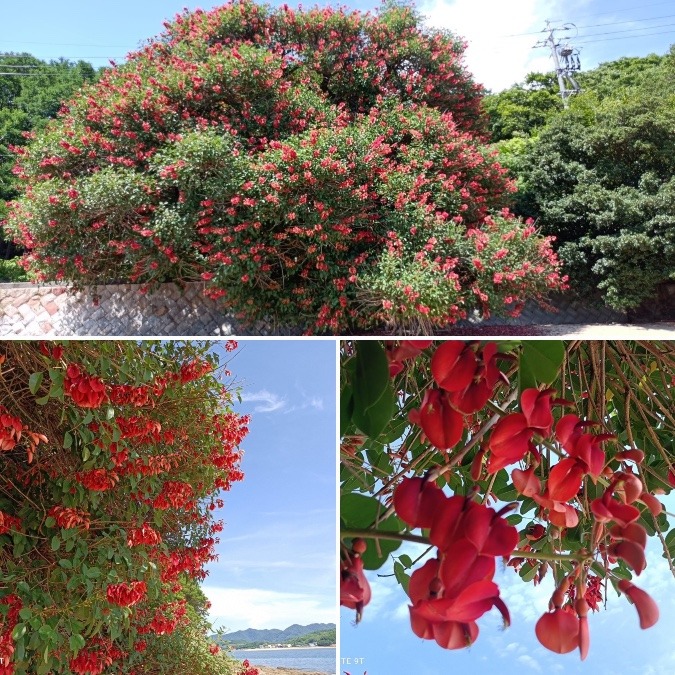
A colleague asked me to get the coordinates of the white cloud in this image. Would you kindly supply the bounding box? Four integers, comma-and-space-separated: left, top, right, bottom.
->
203, 586, 336, 633
241, 389, 286, 413
518, 654, 542, 672
419, 0, 565, 91
240, 389, 324, 414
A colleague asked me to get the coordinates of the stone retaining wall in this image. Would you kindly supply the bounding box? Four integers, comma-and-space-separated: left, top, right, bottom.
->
0, 281, 301, 336
0, 282, 625, 336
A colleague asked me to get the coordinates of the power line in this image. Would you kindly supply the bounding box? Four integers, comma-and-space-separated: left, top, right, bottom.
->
577, 21, 675, 39
574, 28, 675, 45
501, 12, 675, 38
574, 12, 675, 30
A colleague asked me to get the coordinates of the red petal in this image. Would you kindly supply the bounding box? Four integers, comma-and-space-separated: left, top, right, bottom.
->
512, 466, 541, 497
439, 544, 493, 596
521, 388, 554, 435
419, 389, 464, 450
448, 379, 493, 415
408, 558, 441, 604
483, 516, 519, 557
547, 458, 584, 503
640, 491, 662, 517
431, 342, 476, 392
608, 540, 646, 575
535, 609, 579, 654
394, 477, 446, 529
409, 604, 435, 639
487, 414, 534, 473
555, 414, 582, 447
618, 580, 659, 629
578, 615, 589, 660
433, 620, 478, 650
609, 522, 647, 549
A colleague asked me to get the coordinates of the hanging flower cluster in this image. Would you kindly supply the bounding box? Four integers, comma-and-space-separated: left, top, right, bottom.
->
341, 340, 671, 663
340, 537, 371, 623
393, 477, 517, 648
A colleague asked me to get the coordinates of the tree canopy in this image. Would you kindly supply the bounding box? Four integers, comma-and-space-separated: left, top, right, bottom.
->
485, 47, 675, 312
2, 1, 565, 334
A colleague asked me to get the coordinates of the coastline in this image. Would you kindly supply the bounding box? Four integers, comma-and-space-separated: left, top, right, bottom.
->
232, 646, 335, 652
248, 668, 328, 675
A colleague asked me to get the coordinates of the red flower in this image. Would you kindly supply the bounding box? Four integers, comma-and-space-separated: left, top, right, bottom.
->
520, 387, 555, 436
106, 580, 147, 607
393, 477, 445, 529
386, 340, 433, 377
64, 363, 107, 408
487, 413, 534, 473
535, 608, 579, 654
341, 554, 371, 623
618, 580, 659, 629
409, 388, 463, 450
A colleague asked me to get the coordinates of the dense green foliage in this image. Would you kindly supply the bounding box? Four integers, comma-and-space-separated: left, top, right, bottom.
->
486, 48, 675, 312
0, 54, 98, 269
0, 340, 251, 674
2, 1, 565, 333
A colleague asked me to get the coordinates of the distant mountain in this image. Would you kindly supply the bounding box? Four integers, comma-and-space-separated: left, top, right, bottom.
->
216, 623, 335, 646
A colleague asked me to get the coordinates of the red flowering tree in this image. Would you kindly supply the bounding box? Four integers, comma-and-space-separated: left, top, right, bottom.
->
3, 1, 565, 334
341, 340, 675, 659
0, 340, 256, 675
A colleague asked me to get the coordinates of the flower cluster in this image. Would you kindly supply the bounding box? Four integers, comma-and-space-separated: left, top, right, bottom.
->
48, 505, 91, 530
64, 364, 107, 408
408, 342, 506, 449
106, 581, 148, 607
127, 523, 162, 547
393, 477, 517, 649
340, 538, 371, 623
0, 595, 21, 675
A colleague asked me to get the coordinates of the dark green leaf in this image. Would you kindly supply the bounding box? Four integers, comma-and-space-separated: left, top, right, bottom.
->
519, 341, 565, 392
29, 372, 43, 395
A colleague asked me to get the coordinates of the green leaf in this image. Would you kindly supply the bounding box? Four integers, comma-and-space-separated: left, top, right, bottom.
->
35, 395, 50, 406
351, 342, 395, 438
19, 608, 32, 621
11, 623, 27, 640
58, 559, 72, 569
50, 535, 61, 552
340, 384, 354, 437
394, 561, 410, 593
398, 554, 413, 568
29, 372, 44, 395
341, 493, 382, 529
519, 341, 565, 392
63, 432, 73, 449
69, 633, 86, 653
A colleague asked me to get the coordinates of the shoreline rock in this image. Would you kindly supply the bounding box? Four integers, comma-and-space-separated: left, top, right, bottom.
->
250, 667, 329, 675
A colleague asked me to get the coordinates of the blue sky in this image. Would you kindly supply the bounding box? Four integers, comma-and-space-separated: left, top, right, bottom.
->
202, 339, 337, 634
341, 494, 675, 675
1, 1, 673, 91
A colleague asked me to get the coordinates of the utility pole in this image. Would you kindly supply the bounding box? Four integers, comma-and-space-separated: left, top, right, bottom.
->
534, 22, 582, 107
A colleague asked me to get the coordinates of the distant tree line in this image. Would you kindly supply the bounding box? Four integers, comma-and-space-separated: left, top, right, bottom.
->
0, 54, 99, 264
484, 48, 675, 314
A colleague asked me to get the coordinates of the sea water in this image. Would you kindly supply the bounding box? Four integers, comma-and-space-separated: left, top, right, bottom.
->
231, 646, 336, 674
